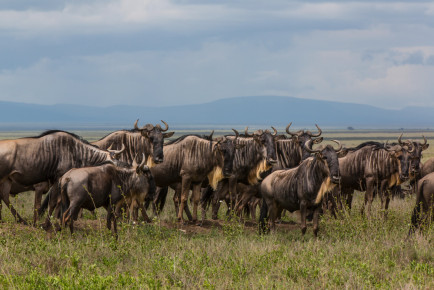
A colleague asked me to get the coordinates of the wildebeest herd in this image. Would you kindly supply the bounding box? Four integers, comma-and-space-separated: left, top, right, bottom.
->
0, 120, 433, 238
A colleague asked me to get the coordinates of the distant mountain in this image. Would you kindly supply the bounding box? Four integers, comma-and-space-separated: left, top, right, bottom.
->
0, 96, 433, 129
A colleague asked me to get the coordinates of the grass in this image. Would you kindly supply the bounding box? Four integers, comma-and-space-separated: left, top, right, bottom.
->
0, 130, 433, 288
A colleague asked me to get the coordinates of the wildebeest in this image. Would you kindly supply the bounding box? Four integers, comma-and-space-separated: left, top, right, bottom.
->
92, 120, 173, 220
208, 123, 323, 220
59, 155, 155, 235
274, 123, 323, 169
150, 133, 240, 223
408, 171, 434, 236
202, 127, 278, 219
92, 119, 174, 166
333, 140, 411, 215
259, 140, 344, 236
0, 130, 124, 224
421, 157, 434, 178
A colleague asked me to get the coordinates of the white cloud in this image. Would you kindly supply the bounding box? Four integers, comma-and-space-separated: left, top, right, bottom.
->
1, 1, 434, 109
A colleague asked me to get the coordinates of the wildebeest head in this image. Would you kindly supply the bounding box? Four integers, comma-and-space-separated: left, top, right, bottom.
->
245, 127, 278, 165
305, 139, 344, 184
286, 123, 324, 160
215, 130, 245, 177
398, 134, 429, 176
385, 140, 412, 181
134, 119, 175, 164
132, 154, 156, 200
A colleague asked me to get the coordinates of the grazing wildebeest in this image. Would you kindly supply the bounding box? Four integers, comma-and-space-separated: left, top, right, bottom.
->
59, 155, 155, 236
408, 172, 434, 236
333, 140, 411, 215
259, 140, 344, 236
0, 130, 124, 224
150, 133, 240, 224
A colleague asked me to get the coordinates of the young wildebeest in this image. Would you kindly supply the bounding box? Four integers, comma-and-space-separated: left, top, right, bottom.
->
60, 155, 154, 235
408, 172, 434, 236
259, 140, 343, 237
0, 130, 124, 225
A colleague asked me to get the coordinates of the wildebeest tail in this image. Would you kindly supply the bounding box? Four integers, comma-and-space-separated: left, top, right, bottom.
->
146, 171, 156, 202
409, 180, 424, 236
38, 183, 58, 217
59, 179, 70, 220
259, 198, 269, 234
150, 186, 168, 213
200, 185, 214, 210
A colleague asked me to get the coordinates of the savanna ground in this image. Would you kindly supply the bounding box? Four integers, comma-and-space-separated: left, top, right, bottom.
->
0, 129, 433, 288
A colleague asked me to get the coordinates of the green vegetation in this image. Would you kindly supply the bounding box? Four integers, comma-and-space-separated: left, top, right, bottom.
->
0, 130, 433, 288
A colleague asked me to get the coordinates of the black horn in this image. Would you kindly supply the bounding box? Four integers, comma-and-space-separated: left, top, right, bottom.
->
331, 140, 342, 152
306, 124, 322, 137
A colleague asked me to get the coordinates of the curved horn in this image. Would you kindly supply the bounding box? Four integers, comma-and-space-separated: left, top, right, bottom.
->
232, 129, 239, 139
331, 140, 342, 152
209, 130, 214, 140
398, 133, 404, 145
306, 124, 322, 137
304, 140, 321, 153
108, 143, 126, 155
286, 122, 300, 136
244, 127, 253, 137
134, 119, 139, 130
408, 142, 415, 153
422, 135, 427, 146
160, 120, 169, 132
271, 126, 278, 136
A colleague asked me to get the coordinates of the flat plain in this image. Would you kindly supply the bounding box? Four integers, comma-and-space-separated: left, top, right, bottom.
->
0, 129, 433, 288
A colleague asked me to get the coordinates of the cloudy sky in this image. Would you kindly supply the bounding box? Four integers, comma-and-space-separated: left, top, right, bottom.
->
1, 0, 434, 109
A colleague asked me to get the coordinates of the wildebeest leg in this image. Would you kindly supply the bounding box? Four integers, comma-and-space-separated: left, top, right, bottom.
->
0, 180, 27, 224
300, 200, 307, 235
140, 203, 151, 223
32, 183, 46, 226
130, 198, 139, 223
361, 177, 375, 216
312, 207, 321, 237
211, 199, 220, 220
178, 177, 192, 223
173, 184, 193, 221
267, 201, 278, 232
191, 183, 202, 224
228, 178, 237, 215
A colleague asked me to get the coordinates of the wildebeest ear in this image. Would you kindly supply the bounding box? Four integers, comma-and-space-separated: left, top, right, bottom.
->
235, 143, 246, 149
163, 132, 175, 138
313, 137, 323, 144
390, 151, 402, 158
140, 130, 150, 139
337, 149, 348, 158
423, 144, 429, 150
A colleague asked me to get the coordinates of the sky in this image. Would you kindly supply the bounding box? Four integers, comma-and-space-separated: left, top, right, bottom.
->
1, 0, 434, 109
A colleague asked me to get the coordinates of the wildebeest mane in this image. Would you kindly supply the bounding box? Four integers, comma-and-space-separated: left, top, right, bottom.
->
28, 130, 99, 148
165, 134, 212, 146
346, 141, 385, 152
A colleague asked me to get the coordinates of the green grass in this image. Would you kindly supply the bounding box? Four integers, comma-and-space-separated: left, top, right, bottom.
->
0, 130, 433, 288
